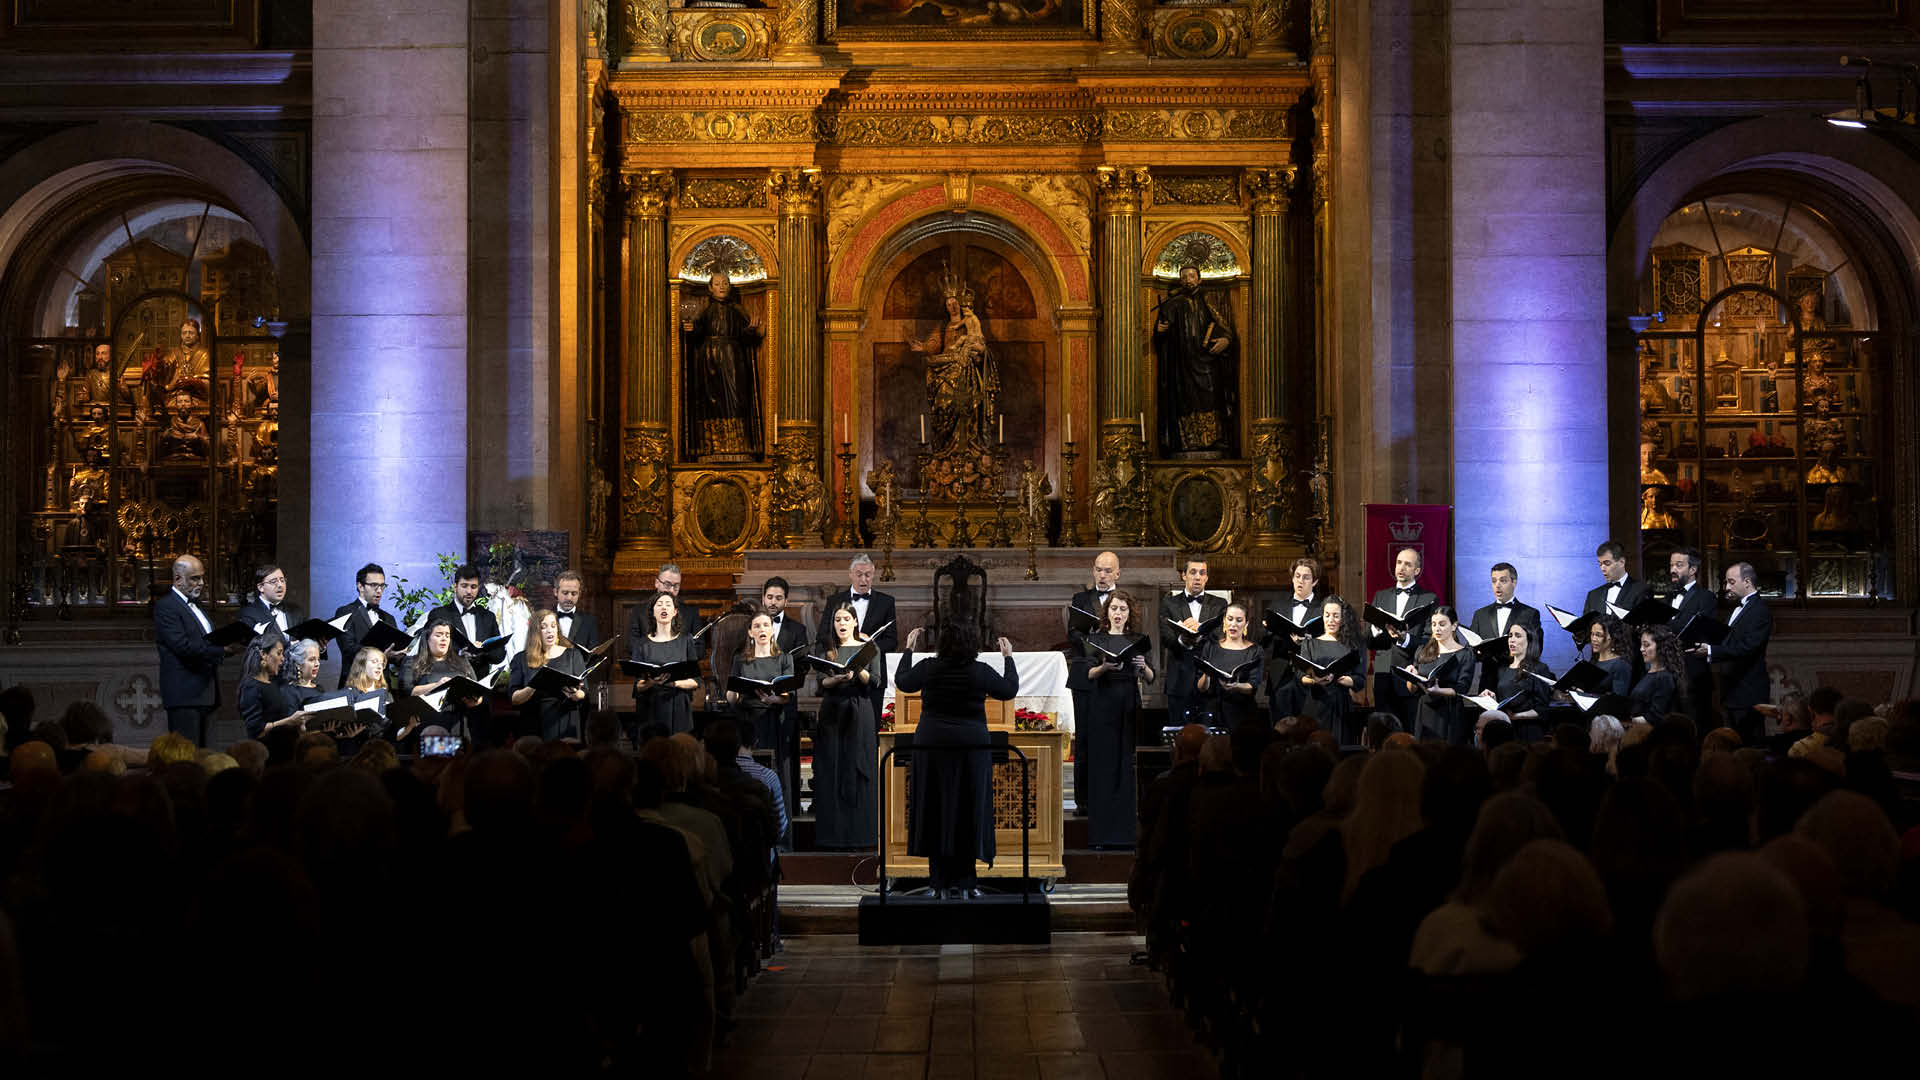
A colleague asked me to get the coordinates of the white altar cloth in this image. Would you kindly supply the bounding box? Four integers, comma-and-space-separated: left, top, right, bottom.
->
884, 651, 1075, 733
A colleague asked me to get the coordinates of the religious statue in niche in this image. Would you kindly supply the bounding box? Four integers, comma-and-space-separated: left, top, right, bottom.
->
681, 272, 764, 461
771, 432, 828, 543
912, 267, 1000, 499
1640, 487, 1677, 530
1153, 264, 1239, 456
157, 387, 210, 460
1639, 339, 1675, 413
1812, 484, 1856, 533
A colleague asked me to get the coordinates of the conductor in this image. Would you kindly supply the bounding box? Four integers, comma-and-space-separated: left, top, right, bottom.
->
894, 618, 1019, 899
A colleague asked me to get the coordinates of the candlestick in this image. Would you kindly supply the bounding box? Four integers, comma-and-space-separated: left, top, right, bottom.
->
1065, 412, 1072, 444
998, 413, 1004, 445
841, 412, 849, 444
1059, 438, 1084, 547
835, 440, 861, 548
919, 414, 926, 444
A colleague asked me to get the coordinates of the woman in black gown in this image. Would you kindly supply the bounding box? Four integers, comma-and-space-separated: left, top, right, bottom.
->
1292, 596, 1366, 743
894, 618, 1019, 897
1588, 614, 1633, 696
238, 631, 298, 739
341, 646, 395, 749
1405, 606, 1475, 744
1492, 622, 1554, 727
1196, 602, 1263, 730
1067, 590, 1155, 848
510, 609, 589, 741
278, 637, 325, 712
631, 591, 700, 737
398, 618, 490, 744
727, 611, 794, 752
1630, 624, 1688, 723
812, 602, 881, 849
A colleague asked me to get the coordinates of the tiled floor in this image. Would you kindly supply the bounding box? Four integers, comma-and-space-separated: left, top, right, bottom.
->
713, 933, 1215, 1080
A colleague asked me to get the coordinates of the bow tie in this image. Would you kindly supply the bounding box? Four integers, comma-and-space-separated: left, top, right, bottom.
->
266, 604, 281, 613
558, 609, 575, 616
1495, 601, 1513, 609
1397, 587, 1413, 595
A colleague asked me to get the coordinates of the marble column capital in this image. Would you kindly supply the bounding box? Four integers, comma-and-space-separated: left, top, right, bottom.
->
767, 167, 824, 217
624, 168, 674, 220
1245, 165, 1297, 215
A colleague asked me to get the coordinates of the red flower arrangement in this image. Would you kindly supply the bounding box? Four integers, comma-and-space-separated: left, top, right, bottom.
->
880, 701, 895, 732
1013, 707, 1055, 732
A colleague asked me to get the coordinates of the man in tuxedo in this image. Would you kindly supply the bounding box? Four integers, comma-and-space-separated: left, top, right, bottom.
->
1692, 561, 1772, 743
1667, 548, 1719, 731
1369, 547, 1437, 730
237, 563, 302, 636
1266, 556, 1322, 723
553, 569, 599, 648
1066, 550, 1121, 810
428, 564, 502, 655
155, 554, 242, 746
817, 554, 897, 725
1468, 562, 1542, 693
628, 563, 705, 660
1583, 540, 1651, 618
760, 576, 809, 817
332, 563, 400, 687
1158, 556, 1228, 727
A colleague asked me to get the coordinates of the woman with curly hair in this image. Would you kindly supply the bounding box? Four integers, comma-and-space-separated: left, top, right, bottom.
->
1586, 613, 1633, 696
1293, 595, 1367, 743
1630, 625, 1689, 723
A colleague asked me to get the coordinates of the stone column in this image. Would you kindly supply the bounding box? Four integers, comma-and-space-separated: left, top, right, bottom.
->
1246, 165, 1298, 541
1449, 0, 1607, 670
311, 0, 467, 646
616, 169, 674, 569
769, 167, 826, 546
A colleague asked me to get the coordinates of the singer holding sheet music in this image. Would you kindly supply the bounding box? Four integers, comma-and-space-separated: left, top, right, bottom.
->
1265, 557, 1322, 723
342, 647, 394, 745
1293, 596, 1365, 742
238, 630, 297, 739
1159, 556, 1227, 726
727, 612, 794, 752
331, 563, 399, 688
401, 618, 490, 743
632, 591, 700, 736
1406, 606, 1474, 745
1587, 614, 1633, 696
1369, 548, 1437, 730
510, 609, 589, 741
1196, 602, 1263, 729
812, 602, 882, 849
1631, 625, 1688, 723
1493, 623, 1553, 723
280, 638, 325, 711
1068, 591, 1155, 848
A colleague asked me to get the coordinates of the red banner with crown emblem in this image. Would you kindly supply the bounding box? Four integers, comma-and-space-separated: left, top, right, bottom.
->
1364, 503, 1454, 609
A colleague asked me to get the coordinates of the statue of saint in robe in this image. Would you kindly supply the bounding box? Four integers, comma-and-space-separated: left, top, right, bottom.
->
1153, 265, 1239, 455
681, 272, 764, 459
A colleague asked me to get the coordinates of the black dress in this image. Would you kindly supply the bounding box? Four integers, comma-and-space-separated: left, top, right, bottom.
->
238, 678, 288, 739
1411, 648, 1475, 745
633, 634, 697, 735
1068, 631, 1149, 848
1494, 661, 1554, 717
894, 649, 1020, 890
1595, 656, 1632, 697
1630, 668, 1680, 722
511, 646, 589, 741
733, 652, 794, 751
812, 642, 881, 849
1294, 637, 1365, 742
1197, 641, 1263, 729
399, 657, 490, 742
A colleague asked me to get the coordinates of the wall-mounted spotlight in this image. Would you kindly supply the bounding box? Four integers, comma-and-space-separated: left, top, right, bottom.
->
1823, 56, 1919, 130
1626, 311, 1666, 334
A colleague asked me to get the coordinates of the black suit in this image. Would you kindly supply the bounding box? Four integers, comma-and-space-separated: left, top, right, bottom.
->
1467, 599, 1542, 693
1582, 575, 1650, 617
237, 595, 304, 637
554, 609, 600, 650
155, 588, 228, 745
1370, 583, 1437, 728
1711, 593, 1772, 741
1067, 586, 1118, 810
429, 601, 502, 651
766, 611, 810, 820
817, 589, 897, 727
1158, 591, 1228, 726
331, 600, 398, 688
1068, 588, 1118, 655
1265, 591, 1321, 722
1668, 581, 1720, 730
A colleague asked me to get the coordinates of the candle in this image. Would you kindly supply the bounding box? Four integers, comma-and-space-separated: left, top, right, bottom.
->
919, 414, 926, 443
841, 412, 848, 444
1066, 412, 1072, 444
998, 414, 1004, 444
1138, 411, 1145, 440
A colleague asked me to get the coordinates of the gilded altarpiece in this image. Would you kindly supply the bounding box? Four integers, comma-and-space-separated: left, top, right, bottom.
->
601, 18, 1321, 589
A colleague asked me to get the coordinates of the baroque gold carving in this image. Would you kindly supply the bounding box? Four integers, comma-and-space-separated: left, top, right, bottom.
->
624, 168, 674, 218
826, 112, 1102, 147
1092, 427, 1150, 544
1244, 165, 1296, 213
1152, 174, 1239, 206
1095, 165, 1151, 214
1106, 108, 1289, 141
1101, 0, 1144, 52
622, 0, 671, 59
767, 166, 824, 216
1149, 7, 1247, 61
988, 174, 1094, 251
826, 175, 925, 263
1249, 419, 1297, 538
621, 428, 673, 539
680, 177, 764, 210
1152, 466, 1249, 554
671, 468, 773, 556
770, 430, 828, 545
670, 10, 772, 62
775, 0, 817, 53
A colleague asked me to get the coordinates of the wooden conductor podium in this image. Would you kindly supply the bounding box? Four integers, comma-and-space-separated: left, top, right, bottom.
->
879, 692, 1067, 884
